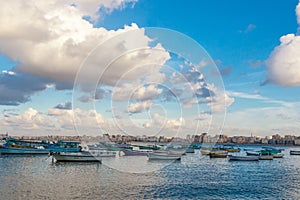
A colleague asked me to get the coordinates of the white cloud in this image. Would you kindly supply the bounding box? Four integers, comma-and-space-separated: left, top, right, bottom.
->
297, 1, 300, 25
265, 2, 300, 86
131, 84, 163, 101
2, 108, 48, 130
128, 100, 153, 113
0, 0, 167, 87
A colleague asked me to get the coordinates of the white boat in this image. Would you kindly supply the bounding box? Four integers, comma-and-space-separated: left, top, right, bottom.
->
52, 152, 102, 162
259, 155, 273, 160
88, 150, 116, 157
228, 155, 259, 161
148, 152, 181, 160
290, 150, 300, 155
272, 153, 284, 158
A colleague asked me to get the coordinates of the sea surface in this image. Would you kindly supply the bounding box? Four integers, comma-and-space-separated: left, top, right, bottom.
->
1, 146, 300, 200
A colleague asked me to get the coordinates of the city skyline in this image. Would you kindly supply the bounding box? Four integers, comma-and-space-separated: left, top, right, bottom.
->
0, 0, 300, 137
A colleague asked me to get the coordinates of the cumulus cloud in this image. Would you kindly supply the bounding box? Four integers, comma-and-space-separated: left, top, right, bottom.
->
265, 2, 300, 86
131, 84, 163, 101
2, 108, 49, 130
47, 107, 105, 130
0, 0, 170, 105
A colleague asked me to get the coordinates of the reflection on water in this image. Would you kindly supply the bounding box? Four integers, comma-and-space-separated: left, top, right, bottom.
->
0, 147, 300, 199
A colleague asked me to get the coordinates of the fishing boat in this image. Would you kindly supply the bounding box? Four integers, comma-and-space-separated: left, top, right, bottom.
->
228, 155, 259, 161
51, 152, 102, 162
259, 155, 273, 160
1, 138, 82, 154
290, 150, 300, 155
185, 147, 195, 153
200, 149, 211, 155
0, 146, 49, 155
209, 150, 228, 158
122, 149, 150, 156
147, 152, 181, 160
272, 153, 284, 158
88, 150, 116, 157
246, 151, 260, 156
222, 145, 241, 152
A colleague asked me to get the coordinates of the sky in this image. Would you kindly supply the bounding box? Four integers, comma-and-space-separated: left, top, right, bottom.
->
0, 0, 300, 137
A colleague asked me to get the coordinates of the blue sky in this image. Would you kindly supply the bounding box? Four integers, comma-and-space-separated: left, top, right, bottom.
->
0, 0, 300, 137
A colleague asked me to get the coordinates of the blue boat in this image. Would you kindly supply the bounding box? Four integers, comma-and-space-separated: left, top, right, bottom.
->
0, 138, 82, 155
0, 147, 49, 155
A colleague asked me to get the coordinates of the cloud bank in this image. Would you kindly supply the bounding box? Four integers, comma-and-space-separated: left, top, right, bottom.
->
265, 2, 300, 87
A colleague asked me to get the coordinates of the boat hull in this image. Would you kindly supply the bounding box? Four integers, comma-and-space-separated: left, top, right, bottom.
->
52, 153, 102, 162
272, 153, 284, 158
0, 147, 49, 155
209, 151, 228, 158
246, 151, 260, 156
123, 150, 149, 156
259, 155, 273, 160
148, 153, 181, 160
290, 150, 300, 155
228, 155, 259, 161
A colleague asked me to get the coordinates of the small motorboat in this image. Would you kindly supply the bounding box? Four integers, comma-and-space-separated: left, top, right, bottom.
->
272, 153, 284, 158
228, 155, 259, 161
122, 149, 150, 156
290, 150, 300, 155
209, 150, 228, 158
200, 149, 211, 155
259, 155, 273, 160
246, 151, 260, 156
147, 152, 181, 160
51, 152, 102, 163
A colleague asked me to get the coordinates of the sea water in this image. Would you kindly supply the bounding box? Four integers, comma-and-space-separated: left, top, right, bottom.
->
0, 146, 299, 199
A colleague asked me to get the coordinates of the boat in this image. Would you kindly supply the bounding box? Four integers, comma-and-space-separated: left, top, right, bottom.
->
88, 150, 116, 157
259, 155, 273, 160
0, 147, 49, 155
290, 150, 300, 155
222, 145, 241, 152
200, 149, 211, 155
246, 151, 260, 156
185, 147, 195, 153
122, 149, 150, 156
272, 153, 284, 158
209, 150, 228, 158
51, 152, 102, 162
168, 149, 186, 155
228, 155, 259, 161
147, 152, 181, 160
1, 138, 82, 154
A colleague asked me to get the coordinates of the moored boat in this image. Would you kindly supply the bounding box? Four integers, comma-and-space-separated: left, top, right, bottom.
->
52, 152, 102, 162
200, 149, 211, 155
0, 147, 49, 155
88, 150, 116, 157
122, 149, 150, 156
147, 152, 181, 160
246, 151, 260, 156
290, 150, 300, 155
272, 153, 284, 158
228, 155, 259, 161
209, 150, 228, 158
259, 155, 273, 160
185, 148, 195, 153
